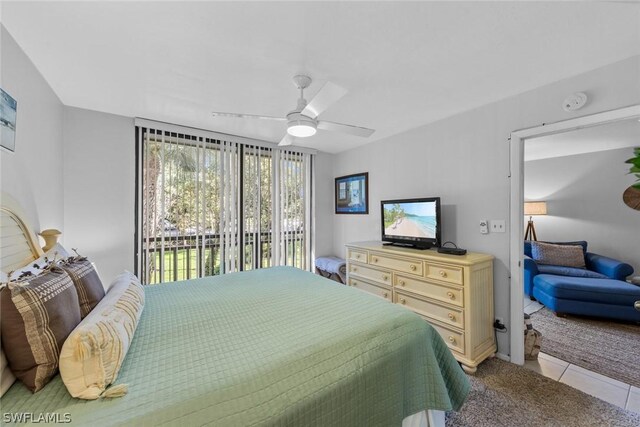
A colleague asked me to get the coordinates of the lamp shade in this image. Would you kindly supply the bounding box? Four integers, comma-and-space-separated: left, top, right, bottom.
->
524, 201, 547, 216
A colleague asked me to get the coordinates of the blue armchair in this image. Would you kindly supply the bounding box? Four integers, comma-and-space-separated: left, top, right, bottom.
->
523, 241, 639, 322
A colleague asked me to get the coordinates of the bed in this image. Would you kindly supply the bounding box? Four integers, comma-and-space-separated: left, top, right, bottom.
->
0, 196, 469, 426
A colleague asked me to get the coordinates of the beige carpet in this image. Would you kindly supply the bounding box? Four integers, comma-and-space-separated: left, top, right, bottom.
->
446, 358, 640, 427
530, 308, 640, 388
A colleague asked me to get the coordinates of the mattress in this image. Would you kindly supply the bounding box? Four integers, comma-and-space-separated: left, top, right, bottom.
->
1, 266, 469, 426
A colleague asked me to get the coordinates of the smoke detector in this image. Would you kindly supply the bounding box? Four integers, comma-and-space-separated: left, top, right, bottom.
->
562, 92, 588, 112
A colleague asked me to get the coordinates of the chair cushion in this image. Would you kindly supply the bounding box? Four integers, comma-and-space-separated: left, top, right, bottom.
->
534, 274, 640, 306
524, 240, 587, 258
531, 242, 586, 268
536, 265, 608, 279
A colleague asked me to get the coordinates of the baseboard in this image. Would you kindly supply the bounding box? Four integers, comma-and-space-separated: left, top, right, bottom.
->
495, 352, 510, 362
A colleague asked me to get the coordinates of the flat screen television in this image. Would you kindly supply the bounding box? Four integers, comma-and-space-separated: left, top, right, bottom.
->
381, 197, 441, 249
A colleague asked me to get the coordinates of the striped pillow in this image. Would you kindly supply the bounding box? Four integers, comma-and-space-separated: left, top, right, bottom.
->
59, 272, 144, 399
60, 257, 105, 318
0, 267, 81, 392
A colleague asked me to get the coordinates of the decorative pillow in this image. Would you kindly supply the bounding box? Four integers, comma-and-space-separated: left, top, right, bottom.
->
5, 243, 70, 282
59, 271, 144, 400
0, 267, 81, 392
60, 255, 105, 319
531, 241, 586, 268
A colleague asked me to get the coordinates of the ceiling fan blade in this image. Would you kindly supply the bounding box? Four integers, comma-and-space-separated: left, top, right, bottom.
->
317, 121, 375, 138
212, 112, 286, 122
278, 134, 295, 146
301, 81, 347, 118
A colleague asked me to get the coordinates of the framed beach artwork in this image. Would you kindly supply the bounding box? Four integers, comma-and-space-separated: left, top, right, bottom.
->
1, 89, 17, 152
335, 172, 369, 214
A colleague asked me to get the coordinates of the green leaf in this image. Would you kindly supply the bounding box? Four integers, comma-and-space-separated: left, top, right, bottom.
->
633, 182, 640, 190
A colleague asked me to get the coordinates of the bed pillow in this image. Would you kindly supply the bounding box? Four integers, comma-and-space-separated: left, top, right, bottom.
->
531, 241, 586, 268
60, 256, 105, 318
5, 243, 70, 282
1, 348, 16, 397
0, 267, 81, 392
59, 271, 145, 400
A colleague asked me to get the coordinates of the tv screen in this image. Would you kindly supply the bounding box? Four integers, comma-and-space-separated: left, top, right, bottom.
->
381, 197, 441, 249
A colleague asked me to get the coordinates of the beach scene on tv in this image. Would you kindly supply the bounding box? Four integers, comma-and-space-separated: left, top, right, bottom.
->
383, 202, 437, 238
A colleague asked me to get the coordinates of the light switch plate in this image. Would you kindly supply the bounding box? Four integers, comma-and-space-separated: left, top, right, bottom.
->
491, 220, 506, 233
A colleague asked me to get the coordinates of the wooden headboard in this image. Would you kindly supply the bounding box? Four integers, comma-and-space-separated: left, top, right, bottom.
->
0, 194, 43, 273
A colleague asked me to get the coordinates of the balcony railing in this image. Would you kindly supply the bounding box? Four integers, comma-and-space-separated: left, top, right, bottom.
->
142, 231, 305, 284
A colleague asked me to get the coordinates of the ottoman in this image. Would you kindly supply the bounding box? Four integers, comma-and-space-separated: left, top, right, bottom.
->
533, 274, 640, 322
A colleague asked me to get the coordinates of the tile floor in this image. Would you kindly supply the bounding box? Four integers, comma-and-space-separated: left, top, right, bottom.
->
523, 298, 639, 413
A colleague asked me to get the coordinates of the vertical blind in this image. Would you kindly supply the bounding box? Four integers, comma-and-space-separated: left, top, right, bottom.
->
135, 120, 315, 285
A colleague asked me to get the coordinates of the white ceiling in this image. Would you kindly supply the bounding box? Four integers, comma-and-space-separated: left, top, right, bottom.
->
2, 1, 639, 154
525, 118, 640, 162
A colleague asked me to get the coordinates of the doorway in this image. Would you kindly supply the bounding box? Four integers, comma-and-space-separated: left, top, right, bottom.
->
509, 104, 640, 365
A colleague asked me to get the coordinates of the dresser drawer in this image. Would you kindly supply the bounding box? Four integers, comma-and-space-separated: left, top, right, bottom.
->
349, 263, 392, 286
395, 292, 464, 329
425, 262, 463, 285
348, 278, 391, 301
347, 248, 367, 263
369, 252, 423, 276
395, 275, 464, 307
427, 320, 465, 354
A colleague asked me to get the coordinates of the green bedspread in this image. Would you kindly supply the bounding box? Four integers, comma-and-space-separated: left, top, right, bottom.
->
2, 266, 469, 426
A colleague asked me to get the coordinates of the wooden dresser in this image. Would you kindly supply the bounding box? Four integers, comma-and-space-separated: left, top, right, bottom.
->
345, 241, 495, 373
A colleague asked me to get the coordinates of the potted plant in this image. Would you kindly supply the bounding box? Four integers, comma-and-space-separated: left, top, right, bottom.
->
623, 147, 640, 210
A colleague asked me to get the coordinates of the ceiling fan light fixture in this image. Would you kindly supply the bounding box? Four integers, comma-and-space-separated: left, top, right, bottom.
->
286, 114, 317, 138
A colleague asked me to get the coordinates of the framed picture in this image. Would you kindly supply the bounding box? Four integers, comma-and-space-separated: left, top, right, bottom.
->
335, 172, 369, 214
1, 89, 17, 152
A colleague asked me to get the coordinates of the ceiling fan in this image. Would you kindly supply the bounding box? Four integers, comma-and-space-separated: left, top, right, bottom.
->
212, 75, 375, 146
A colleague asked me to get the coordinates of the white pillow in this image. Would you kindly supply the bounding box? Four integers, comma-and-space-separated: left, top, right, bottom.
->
59, 271, 144, 399
5, 243, 70, 281
0, 347, 16, 397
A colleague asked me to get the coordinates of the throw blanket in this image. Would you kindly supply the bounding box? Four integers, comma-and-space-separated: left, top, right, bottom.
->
316, 255, 347, 275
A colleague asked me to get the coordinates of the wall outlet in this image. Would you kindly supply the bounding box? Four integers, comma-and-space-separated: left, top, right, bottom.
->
480, 220, 489, 234
491, 220, 506, 233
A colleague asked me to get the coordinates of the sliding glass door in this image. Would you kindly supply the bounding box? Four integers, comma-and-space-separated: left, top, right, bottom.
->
135, 122, 313, 285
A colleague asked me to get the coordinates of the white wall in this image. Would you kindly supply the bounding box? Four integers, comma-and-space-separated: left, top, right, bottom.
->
63, 107, 134, 284
0, 25, 64, 235
525, 147, 640, 274
331, 55, 640, 356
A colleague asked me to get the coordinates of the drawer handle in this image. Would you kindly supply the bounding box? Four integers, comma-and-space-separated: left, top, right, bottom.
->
410, 264, 417, 271
448, 313, 455, 321
372, 257, 378, 263
352, 281, 357, 286
399, 280, 405, 286
400, 298, 406, 305
439, 270, 447, 277
352, 267, 357, 272
355, 254, 360, 259
447, 291, 455, 299
383, 292, 388, 298
448, 336, 456, 344
382, 275, 389, 281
